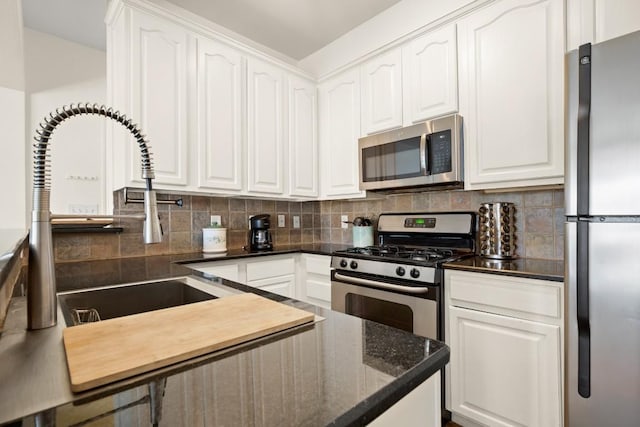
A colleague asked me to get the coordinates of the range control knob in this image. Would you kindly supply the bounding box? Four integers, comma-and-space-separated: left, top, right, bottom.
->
410, 268, 420, 279
396, 266, 406, 276
350, 261, 358, 269
340, 259, 348, 268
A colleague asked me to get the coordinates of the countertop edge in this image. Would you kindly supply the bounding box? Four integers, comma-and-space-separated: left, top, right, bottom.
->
330, 347, 449, 426
443, 258, 564, 282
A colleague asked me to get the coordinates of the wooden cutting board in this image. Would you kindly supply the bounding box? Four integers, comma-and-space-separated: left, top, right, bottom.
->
62, 293, 314, 392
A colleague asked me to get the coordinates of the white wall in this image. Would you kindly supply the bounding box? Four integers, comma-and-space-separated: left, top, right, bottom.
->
0, 0, 27, 229
298, 0, 480, 78
0, 87, 27, 229
24, 28, 107, 215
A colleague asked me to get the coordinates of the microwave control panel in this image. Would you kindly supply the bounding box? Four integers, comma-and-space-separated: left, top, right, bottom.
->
428, 130, 452, 174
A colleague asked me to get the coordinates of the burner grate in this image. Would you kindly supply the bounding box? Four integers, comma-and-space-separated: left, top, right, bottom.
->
341, 245, 464, 264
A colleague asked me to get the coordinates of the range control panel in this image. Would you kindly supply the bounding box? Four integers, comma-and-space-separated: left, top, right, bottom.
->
404, 218, 437, 228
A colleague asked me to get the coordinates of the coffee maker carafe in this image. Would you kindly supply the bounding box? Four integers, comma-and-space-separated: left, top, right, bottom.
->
249, 214, 273, 251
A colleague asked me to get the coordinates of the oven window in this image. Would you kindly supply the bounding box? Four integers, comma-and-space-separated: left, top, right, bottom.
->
362, 136, 422, 182
345, 293, 414, 333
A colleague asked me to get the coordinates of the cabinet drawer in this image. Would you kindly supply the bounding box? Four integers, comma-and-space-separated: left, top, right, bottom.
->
447, 270, 562, 321
303, 254, 330, 276
246, 257, 295, 281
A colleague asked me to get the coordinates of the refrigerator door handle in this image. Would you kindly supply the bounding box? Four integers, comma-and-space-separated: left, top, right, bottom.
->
576, 220, 591, 398
576, 42, 592, 399
577, 43, 591, 216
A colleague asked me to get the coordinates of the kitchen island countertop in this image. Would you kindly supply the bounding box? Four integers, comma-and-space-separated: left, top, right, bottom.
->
1, 254, 448, 426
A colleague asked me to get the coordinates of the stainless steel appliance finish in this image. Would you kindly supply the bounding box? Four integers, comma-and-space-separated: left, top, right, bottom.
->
331, 279, 438, 338
28, 103, 162, 330
478, 202, 517, 259
565, 31, 640, 426
331, 211, 476, 340
358, 114, 463, 191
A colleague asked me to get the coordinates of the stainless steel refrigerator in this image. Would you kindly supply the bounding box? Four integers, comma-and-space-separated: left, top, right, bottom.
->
566, 30, 640, 426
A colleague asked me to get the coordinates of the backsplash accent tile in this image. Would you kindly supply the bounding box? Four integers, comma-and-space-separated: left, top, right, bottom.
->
54, 188, 565, 262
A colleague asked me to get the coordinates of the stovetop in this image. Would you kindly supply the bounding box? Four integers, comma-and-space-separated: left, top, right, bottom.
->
330, 212, 477, 284
335, 245, 471, 265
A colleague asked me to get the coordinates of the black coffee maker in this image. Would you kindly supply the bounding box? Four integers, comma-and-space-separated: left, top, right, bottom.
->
249, 214, 273, 251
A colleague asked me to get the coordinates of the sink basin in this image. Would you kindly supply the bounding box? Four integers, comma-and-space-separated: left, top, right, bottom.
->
58, 277, 234, 326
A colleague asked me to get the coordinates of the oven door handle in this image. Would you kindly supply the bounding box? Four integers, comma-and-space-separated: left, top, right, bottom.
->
333, 272, 431, 294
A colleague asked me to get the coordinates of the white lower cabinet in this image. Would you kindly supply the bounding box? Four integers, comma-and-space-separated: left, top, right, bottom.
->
186, 253, 332, 307
297, 254, 331, 309
370, 373, 441, 427
247, 274, 295, 298
246, 256, 296, 298
187, 260, 244, 283
445, 270, 563, 427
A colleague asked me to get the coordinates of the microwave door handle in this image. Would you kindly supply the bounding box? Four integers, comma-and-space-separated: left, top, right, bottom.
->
420, 133, 428, 175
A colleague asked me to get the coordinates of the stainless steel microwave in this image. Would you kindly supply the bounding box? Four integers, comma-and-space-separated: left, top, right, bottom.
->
358, 114, 463, 191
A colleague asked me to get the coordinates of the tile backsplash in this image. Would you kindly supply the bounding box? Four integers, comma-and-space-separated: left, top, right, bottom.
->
53, 188, 564, 262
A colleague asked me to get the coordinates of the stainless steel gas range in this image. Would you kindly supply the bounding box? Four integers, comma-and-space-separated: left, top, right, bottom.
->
331, 212, 477, 340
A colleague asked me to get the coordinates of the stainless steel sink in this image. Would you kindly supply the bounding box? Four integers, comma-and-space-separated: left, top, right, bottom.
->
58, 277, 239, 326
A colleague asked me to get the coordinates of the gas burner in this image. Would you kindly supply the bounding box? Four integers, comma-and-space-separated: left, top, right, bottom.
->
410, 248, 455, 262
341, 245, 464, 264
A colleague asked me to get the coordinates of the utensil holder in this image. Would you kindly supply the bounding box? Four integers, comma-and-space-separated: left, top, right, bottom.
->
478, 202, 517, 259
352, 226, 374, 247
203, 228, 227, 253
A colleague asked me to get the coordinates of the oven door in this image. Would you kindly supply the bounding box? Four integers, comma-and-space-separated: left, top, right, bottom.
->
331, 271, 439, 339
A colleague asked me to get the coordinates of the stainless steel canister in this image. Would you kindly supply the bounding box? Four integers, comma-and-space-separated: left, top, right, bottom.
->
478, 202, 517, 259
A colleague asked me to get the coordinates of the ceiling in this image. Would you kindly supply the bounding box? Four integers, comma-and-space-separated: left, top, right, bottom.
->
22, 0, 403, 60
22, 0, 108, 52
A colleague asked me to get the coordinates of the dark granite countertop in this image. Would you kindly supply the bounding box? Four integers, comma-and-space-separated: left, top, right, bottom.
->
2, 254, 449, 426
53, 244, 347, 293
175, 243, 350, 264
444, 256, 564, 282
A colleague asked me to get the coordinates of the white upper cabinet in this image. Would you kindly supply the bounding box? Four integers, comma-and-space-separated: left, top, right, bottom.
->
567, 0, 640, 51
402, 23, 458, 126
288, 76, 318, 198
457, 0, 564, 190
196, 36, 244, 191
247, 57, 285, 194
107, 0, 316, 200
360, 47, 403, 135
318, 67, 365, 199
128, 10, 189, 187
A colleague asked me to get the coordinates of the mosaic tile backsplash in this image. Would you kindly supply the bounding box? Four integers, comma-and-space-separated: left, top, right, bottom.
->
53, 188, 564, 262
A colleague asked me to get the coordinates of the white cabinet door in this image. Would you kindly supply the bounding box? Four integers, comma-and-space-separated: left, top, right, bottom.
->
458, 0, 564, 190
247, 57, 284, 194
318, 67, 365, 199
449, 306, 562, 427
129, 10, 189, 187
402, 23, 458, 125
188, 262, 241, 283
567, 0, 640, 51
361, 47, 403, 135
248, 275, 295, 298
288, 75, 318, 198
196, 37, 244, 191
297, 254, 331, 308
